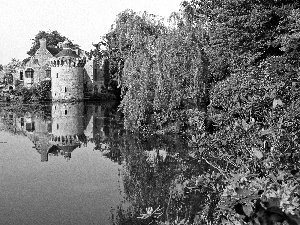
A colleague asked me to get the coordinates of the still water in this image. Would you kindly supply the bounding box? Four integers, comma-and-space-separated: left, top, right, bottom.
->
0, 102, 124, 225
0, 102, 206, 225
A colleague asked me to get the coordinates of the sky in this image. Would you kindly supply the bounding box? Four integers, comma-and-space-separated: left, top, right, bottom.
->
0, 0, 183, 65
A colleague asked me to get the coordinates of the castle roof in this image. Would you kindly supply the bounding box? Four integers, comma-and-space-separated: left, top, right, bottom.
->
47, 47, 62, 56
55, 49, 80, 58
26, 58, 40, 67
25, 67, 34, 72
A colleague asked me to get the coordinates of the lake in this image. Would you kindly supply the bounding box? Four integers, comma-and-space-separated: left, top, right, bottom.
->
0, 102, 208, 225
0, 102, 126, 225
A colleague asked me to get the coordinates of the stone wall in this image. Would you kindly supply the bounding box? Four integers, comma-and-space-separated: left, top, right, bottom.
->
83, 58, 104, 94
51, 66, 84, 101
28, 39, 53, 84
51, 102, 85, 137
83, 59, 95, 94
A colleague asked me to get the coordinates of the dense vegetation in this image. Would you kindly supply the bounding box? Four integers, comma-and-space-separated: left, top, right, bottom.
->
1, 0, 299, 224
12, 80, 51, 102
22, 30, 79, 65
101, 0, 300, 224
27, 30, 78, 56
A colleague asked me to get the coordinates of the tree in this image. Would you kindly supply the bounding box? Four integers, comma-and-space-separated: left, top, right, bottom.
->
103, 58, 110, 89
0, 64, 3, 71
27, 30, 76, 56
106, 3, 300, 223
4, 58, 21, 74
106, 9, 210, 130
181, 0, 300, 81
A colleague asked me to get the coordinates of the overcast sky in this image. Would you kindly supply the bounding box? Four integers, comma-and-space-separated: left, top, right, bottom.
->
0, 0, 183, 64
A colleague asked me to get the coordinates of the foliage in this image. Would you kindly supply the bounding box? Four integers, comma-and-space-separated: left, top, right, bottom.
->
108, 10, 210, 131
26, 30, 77, 56
103, 58, 110, 89
36, 80, 51, 101
185, 0, 300, 81
4, 58, 21, 74
13, 81, 51, 102
95, 0, 300, 224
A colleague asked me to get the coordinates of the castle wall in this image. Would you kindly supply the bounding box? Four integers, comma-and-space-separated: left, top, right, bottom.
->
83, 58, 104, 94
83, 59, 95, 94
51, 66, 84, 101
51, 102, 85, 137
33, 48, 52, 83
26, 39, 53, 84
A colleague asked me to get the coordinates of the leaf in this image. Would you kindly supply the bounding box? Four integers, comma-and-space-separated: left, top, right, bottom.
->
243, 204, 253, 217
278, 117, 283, 128
260, 128, 273, 136
192, 135, 196, 142
270, 89, 277, 99
240, 95, 248, 102
273, 99, 283, 108
233, 94, 239, 102
236, 157, 241, 165
242, 119, 249, 131
252, 148, 263, 159
236, 188, 252, 196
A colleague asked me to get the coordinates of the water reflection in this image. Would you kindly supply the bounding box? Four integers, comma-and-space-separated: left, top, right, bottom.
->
0, 102, 117, 162
0, 102, 213, 225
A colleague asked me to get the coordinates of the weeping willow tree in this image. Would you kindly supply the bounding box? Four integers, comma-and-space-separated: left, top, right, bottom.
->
109, 10, 210, 131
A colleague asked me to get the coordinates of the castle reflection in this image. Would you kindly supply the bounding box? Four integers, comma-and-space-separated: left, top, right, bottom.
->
0, 102, 119, 162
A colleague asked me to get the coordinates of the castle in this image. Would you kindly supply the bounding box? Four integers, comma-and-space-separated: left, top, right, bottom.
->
0, 102, 110, 162
13, 38, 106, 100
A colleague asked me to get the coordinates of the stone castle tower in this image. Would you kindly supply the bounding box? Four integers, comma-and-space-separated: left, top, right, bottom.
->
49, 102, 86, 160
50, 40, 86, 101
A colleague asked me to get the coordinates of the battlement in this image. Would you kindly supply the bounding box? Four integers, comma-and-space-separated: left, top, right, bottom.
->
50, 57, 86, 68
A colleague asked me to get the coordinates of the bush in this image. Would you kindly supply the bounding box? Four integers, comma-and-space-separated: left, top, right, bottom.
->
14, 80, 51, 103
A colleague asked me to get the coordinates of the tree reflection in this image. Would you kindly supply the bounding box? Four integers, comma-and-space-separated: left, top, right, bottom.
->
0, 102, 222, 224
107, 131, 220, 225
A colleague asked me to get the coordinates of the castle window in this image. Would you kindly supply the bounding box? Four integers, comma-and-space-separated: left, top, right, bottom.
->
47, 123, 52, 132
57, 124, 59, 130
56, 73, 58, 78
65, 110, 67, 115
20, 71, 23, 80
65, 87, 67, 92
46, 68, 51, 78
25, 68, 34, 79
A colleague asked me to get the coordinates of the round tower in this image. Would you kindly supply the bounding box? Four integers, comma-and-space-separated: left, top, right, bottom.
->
50, 40, 86, 101
49, 102, 86, 159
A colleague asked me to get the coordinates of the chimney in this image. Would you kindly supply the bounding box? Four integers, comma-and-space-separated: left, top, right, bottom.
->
39, 38, 47, 49
41, 150, 48, 162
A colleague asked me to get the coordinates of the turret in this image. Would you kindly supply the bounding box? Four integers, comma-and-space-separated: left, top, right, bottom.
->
49, 102, 85, 160
50, 40, 86, 101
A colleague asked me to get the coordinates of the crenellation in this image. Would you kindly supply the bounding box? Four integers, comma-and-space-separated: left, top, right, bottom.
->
15, 38, 104, 100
